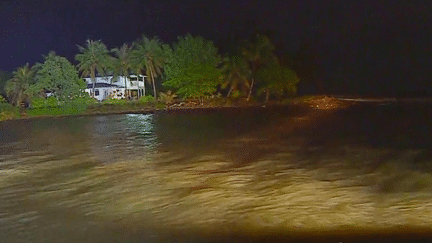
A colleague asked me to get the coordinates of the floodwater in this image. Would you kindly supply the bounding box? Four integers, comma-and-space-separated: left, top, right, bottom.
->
1, 104, 432, 242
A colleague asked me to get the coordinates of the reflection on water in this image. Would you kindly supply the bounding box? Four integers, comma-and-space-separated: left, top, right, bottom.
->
1, 105, 432, 242
0, 114, 159, 164
90, 114, 159, 164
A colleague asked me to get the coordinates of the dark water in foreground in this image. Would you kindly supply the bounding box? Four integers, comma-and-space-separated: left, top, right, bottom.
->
1, 104, 432, 242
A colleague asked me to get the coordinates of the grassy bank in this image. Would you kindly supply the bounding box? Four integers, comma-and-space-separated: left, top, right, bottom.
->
0, 95, 350, 122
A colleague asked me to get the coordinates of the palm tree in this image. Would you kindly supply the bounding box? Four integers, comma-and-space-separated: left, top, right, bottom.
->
256, 59, 300, 103
5, 63, 35, 106
75, 39, 111, 98
111, 43, 134, 99
131, 35, 165, 99
220, 55, 251, 98
241, 34, 276, 101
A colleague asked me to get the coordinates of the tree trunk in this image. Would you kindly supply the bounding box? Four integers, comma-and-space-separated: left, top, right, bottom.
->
124, 76, 128, 99
150, 68, 157, 99
246, 78, 254, 101
139, 71, 146, 97
143, 75, 145, 96
143, 77, 146, 96
152, 79, 157, 99
91, 68, 96, 98
227, 86, 234, 98
92, 82, 95, 98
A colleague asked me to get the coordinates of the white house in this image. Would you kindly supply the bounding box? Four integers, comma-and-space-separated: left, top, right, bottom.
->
84, 75, 146, 101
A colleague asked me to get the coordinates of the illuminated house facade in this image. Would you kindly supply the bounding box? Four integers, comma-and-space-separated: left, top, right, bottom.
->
83, 75, 146, 101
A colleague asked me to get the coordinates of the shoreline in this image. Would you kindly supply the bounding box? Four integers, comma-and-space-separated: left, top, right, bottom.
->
0, 95, 355, 122
1, 104, 308, 122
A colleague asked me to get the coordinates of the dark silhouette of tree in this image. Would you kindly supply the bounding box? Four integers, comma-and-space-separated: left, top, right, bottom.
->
5, 63, 35, 106
240, 34, 277, 101
111, 43, 134, 99
131, 35, 165, 99
220, 55, 251, 98
75, 39, 111, 98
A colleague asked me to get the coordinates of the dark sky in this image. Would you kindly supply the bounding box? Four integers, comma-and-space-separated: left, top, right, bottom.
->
1, 0, 431, 95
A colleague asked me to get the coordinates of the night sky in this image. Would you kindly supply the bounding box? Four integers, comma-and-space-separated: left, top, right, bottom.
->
1, 0, 431, 95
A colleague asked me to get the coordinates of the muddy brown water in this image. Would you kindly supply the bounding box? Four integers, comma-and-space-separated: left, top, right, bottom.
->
1, 104, 432, 242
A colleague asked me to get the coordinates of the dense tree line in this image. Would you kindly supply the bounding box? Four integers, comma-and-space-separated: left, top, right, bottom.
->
1, 33, 300, 107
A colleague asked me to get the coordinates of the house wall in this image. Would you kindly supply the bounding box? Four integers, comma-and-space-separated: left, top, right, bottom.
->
83, 75, 146, 101
83, 75, 145, 89
85, 87, 112, 101
85, 87, 128, 101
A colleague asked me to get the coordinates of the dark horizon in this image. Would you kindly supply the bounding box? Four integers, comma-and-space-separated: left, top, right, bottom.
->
1, 0, 431, 96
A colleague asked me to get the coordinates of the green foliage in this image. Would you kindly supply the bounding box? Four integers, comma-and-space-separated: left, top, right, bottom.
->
231, 90, 241, 99
256, 60, 300, 99
131, 35, 166, 99
102, 98, 128, 105
163, 34, 222, 99
158, 90, 177, 104
0, 102, 20, 121
0, 102, 15, 112
241, 34, 277, 101
75, 40, 112, 97
139, 95, 155, 104
82, 96, 98, 106
46, 96, 60, 107
31, 97, 46, 109
241, 34, 276, 67
28, 97, 89, 116
166, 64, 222, 99
69, 93, 98, 106
0, 94, 6, 103
27, 104, 86, 117
220, 55, 251, 98
28, 93, 95, 116
111, 43, 134, 92
29, 52, 85, 101
5, 63, 35, 106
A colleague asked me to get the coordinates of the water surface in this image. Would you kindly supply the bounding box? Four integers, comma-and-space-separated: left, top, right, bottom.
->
1, 104, 432, 242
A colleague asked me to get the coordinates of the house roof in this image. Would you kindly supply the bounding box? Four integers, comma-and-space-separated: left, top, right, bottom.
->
86, 83, 119, 89
83, 74, 146, 79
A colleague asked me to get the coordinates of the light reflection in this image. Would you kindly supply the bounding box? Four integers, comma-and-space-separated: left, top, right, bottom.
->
124, 114, 155, 135
124, 114, 159, 150
89, 114, 159, 164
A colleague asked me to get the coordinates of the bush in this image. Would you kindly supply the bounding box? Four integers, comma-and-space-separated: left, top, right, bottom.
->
28, 96, 90, 116
31, 96, 61, 109
46, 96, 60, 108
0, 95, 7, 103
158, 91, 177, 104
74, 96, 98, 106
139, 95, 155, 104
0, 102, 17, 112
0, 102, 20, 120
59, 100, 88, 115
231, 90, 241, 99
30, 98, 45, 109
102, 98, 128, 105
